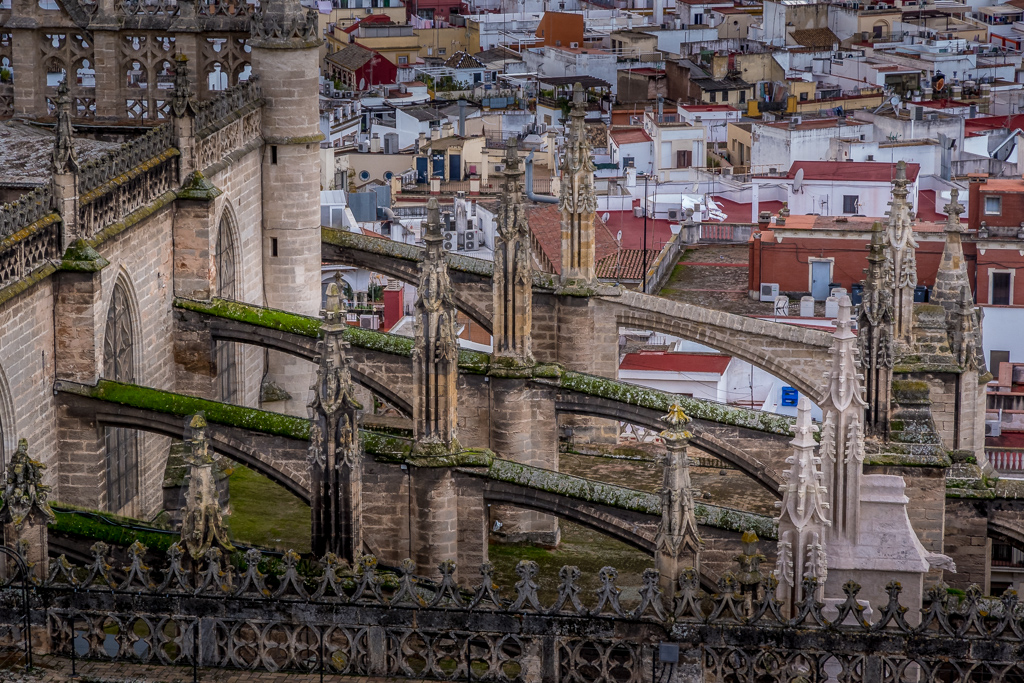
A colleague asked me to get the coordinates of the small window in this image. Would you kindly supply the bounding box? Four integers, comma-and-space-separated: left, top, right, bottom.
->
271, 237, 279, 258
709, 91, 717, 103
397, 55, 408, 65
992, 350, 1011, 375
985, 195, 1002, 215
843, 195, 859, 214
992, 271, 1012, 305
799, 91, 808, 101
438, 47, 446, 55
739, 90, 746, 103
271, 145, 278, 165
359, 170, 371, 181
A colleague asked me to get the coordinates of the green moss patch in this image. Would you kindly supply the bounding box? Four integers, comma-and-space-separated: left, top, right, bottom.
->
61, 379, 310, 441
175, 297, 322, 337
227, 465, 310, 553
49, 504, 177, 552
60, 238, 110, 273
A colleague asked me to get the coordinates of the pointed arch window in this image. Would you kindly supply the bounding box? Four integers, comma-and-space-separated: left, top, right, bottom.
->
103, 280, 139, 512
216, 215, 239, 403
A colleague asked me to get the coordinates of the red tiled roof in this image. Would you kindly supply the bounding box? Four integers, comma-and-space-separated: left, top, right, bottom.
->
786, 161, 920, 183
526, 204, 617, 275
610, 128, 652, 145
620, 351, 732, 374
965, 113, 1024, 135
596, 248, 660, 280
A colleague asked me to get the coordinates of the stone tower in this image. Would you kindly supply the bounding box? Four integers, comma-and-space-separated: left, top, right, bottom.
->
558, 83, 597, 287
857, 221, 894, 439
250, 0, 323, 415
413, 198, 460, 455
885, 161, 918, 347
493, 138, 534, 366
308, 283, 363, 562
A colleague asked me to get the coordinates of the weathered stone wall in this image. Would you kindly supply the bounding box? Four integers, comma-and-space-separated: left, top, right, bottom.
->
0, 279, 57, 487
866, 464, 947, 583
943, 498, 991, 592
361, 458, 411, 561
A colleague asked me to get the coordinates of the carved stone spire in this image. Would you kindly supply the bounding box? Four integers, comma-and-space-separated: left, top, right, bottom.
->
857, 221, 894, 439
931, 189, 985, 373
775, 397, 831, 614
171, 54, 199, 182
493, 138, 534, 367
558, 83, 597, 287
818, 297, 867, 544
180, 415, 235, 561
413, 197, 460, 455
308, 282, 363, 561
52, 79, 78, 176
654, 404, 702, 593
885, 160, 918, 346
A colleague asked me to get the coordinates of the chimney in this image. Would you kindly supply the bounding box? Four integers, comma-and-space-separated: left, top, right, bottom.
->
418, 131, 427, 150
370, 133, 381, 153
458, 99, 467, 136
442, 121, 453, 138
657, 95, 664, 122
382, 281, 404, 332
431, 126, 441, 140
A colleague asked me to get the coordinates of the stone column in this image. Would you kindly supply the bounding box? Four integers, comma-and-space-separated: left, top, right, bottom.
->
89, 0, 122, 122
885, 161, 918, 348
774, 398, 830, 616
558, 83, 597, 288
655, 405, 702, 595
857, 222, 894, 439
250, 0, 324, 416
11, 28, 43, 118
179, 415, 235, 561
308, 283, 363, 562
413, 198, 460, 456
1, 440, 56, 582
51, 80, 80, 252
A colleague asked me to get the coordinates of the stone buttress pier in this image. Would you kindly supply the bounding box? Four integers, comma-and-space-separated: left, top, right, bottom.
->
489, 139, 559, 545
250, 0, 324, 416
654, 406, 702, 595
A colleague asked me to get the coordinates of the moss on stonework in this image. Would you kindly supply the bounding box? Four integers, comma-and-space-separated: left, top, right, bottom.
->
0, 262, 57, 308
360, 429, 413, 459
408, 448, 494, 468
891, 380, 931, 403
693, 503, 778, 540
175, 297, 322, 337
64, 379, 310, 440
177, 171, 224, 201
60, 238, 110, 272
489, 458, 660, 514
49, 503, 177, 552
558, 371, 795, 436
864, 451, 951, 468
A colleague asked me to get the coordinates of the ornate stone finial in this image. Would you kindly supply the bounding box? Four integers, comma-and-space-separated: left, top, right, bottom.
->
492, 136, 534, 366
857, 221, 894, 438
661, 403, 692, 439
943, 188, 965, 233
885, 160, 918, 346
572, 81, 585, 108
1, 439, 56, 528
171, 54, 196, 119
414, 196, 460, 454
180, 414, 235, 560
734, 530, 768, 597
775, 398, 830, 612
52, 79, 78, 176
558, 82, 598, 285
309, 287, 362, 560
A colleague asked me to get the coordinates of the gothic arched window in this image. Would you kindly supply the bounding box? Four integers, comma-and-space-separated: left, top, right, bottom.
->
103, 279, 139, 512
216, 215, 239, 403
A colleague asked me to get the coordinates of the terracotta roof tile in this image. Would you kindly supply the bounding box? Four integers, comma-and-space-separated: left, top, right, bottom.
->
596, 248, 661, 280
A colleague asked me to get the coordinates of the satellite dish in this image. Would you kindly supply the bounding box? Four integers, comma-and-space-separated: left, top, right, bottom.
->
616, 230, 622, 242
602, 212, 610, 223
793, 167, 804, 193
889, 94, 901, 108
359, 77, 366, 91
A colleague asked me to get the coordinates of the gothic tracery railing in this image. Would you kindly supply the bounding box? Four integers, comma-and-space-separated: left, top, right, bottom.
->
1, 542, 1023, 683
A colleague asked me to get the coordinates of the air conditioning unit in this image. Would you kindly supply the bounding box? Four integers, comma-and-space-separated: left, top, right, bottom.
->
667, 208, 680, 220
464, 229, 478, 251
760, 283, 780, 302
633, 206, 644, 217
494, 163, 505, 172
986, 419, 1002, 437
570, 42, 579, 48
866, 154, 875, 161
359, 314, 379, 330
443, 230, 458, 251
358, 141, 369, 153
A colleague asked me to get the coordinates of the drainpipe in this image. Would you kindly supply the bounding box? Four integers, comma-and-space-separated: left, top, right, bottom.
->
525, 152, 559, 204
458, 99, 467, 137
